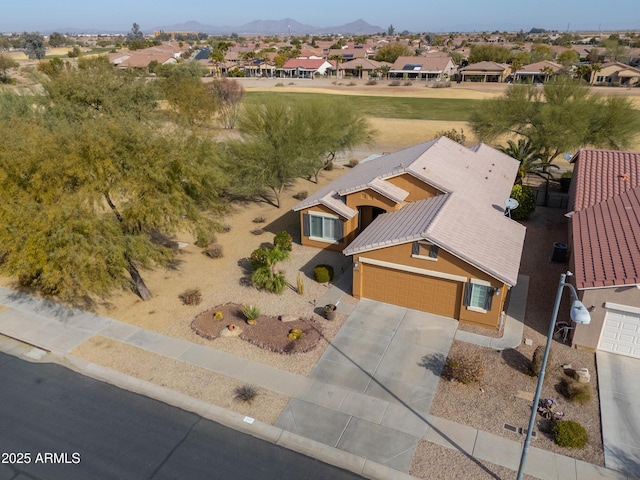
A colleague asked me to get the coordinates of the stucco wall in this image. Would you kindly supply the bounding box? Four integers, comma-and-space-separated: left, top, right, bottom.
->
345, 188, 402, 212
386, 174, 441, 201
352, 242, 508, 328
298, 205, 357, 252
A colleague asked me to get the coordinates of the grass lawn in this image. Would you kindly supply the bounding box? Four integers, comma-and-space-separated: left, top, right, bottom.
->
244, 91, 483, 121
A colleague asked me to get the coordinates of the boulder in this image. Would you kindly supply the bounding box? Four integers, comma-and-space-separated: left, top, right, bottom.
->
220, 324, 242, 337
279, 314, 298, 323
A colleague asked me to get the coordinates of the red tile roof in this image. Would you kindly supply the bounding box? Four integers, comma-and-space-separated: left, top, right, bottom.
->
281, 58, 327, 69
570, 148, 640, 289
569, 148, 640, 212
572, 186, 640, 289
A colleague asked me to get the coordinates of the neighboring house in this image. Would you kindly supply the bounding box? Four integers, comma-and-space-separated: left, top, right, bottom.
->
242, 58, 276, 78
339, 58, 391, 79
389, 56, 457, 81
293, 137, 526, 329
458, 61, 511, 82
567, 148, 640, 358
513, 60, 562, 83
590, 61, 640, 87
277, 58, 332, 78
327, 46, 372, 61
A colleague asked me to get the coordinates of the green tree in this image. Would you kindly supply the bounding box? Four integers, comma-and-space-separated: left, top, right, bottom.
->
470, 78, 640, 164
387, 25, 395, 36
530, 44, 552, 63
48, 32, 66, 48
498, 138, 555, 184
557, 49, 579, 68
602, 38, 628, 61
468, 44, 510, 63
23, 32, 45, 59
126, 23, 145, 50
37, 57, 66, 77
374, 42, 413, 63
0, 54, 19, 84
0, 67, 227, 303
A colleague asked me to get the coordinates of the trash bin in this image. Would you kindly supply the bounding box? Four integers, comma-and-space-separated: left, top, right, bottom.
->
551, 242, 568, 263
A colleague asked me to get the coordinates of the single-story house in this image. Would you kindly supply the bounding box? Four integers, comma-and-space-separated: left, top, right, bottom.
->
590, 61, 640, 87
242, 58, 276, 78
389, 56, 457, 81
567, 148, 640, 358
293, 137, 526, 329
339, 58, 391, 79
513, 60, 562, 83
277, 59, 332, 78
458, 61, 511, 83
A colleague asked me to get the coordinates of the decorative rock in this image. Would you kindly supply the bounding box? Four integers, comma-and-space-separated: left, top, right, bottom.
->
562, 364, 573, 370
575, 368, 591, 384
220, 324, 242, 337
525, 338, 533, 346
279, 315, 298, 323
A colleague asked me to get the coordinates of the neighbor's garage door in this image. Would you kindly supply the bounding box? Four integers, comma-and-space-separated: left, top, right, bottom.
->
598, 310, 640, 359
361, 263, 462, 318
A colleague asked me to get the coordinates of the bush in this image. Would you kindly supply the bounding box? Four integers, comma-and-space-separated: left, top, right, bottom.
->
366, 79, 378, 85
348, 158, 360, 168
253, 216, 266, 223
214, 311, 223, 320
250, 228, 264, 235
195, 233, 216, 248
403, 81, 413, 86
275, 82, 284, 87
431, 81, 451, 88
250, 247, 269, 269
442, 354, 484, 384
293, 191, 308, 200
509, 184, 536, 221
559, 378, 591, 404
314, 264, 334, 283
274, 231, 293, 252
389, 80, 401, 86
436, 128, 466, 145
205, 244, 224, 258
324, 161, 334, 171
179, 288, 202, 306
529, 345, 552, 376
288, 328, 303, 340
552, 420, 588, 448
233, 384, 259, 404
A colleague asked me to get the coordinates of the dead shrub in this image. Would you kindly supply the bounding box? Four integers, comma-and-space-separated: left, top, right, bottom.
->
179, 288, 202, 306
558, 378, 592, 405
348, 158, 360, 168
293, 191, 308, 200
442, 354, 484, 384
205, 244, 224, 259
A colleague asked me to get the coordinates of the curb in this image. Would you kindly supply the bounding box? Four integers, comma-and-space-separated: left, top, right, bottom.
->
63, 354, 419, 480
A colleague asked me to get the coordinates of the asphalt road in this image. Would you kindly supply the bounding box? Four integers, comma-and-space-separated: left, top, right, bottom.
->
0, 352, 364, 480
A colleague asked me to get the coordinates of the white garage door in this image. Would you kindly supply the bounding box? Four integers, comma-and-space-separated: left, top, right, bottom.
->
598, 310, 640, 358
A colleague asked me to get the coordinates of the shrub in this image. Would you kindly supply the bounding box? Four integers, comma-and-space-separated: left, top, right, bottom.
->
559, 378, 591, 404
288, 328, 303, 340
274, 231, 293, 252
205, 244, 223, 258
179, 288, 202, 306
403, 81, 413, 86
436, 128, 466, 145
250, 247, 269, 269
195, 233, 216, 248
275, 82, 284, 87
389, 80, 401, 86
552, 420, 588, 448
251, 268, 287, 294
442, 354, 484, 384
250, 228, 264, 235
509, 184, 536, 221
366, 79, 378, 85
348, 158, 360, 168
242, 304, 261, 324
222, 224, 231, 232
214, 311, 223, 320
314, 264, 334, 283
324, 161, 334, 171
293, 191, 308, 200
431, 81, 451, 88
529, 345, 552, 376
253, 216, 266, 223
233, 384, 259, 404
347, 81, 357, 86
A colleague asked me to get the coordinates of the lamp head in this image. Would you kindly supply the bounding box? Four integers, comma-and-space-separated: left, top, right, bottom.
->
570, 300, 591, 325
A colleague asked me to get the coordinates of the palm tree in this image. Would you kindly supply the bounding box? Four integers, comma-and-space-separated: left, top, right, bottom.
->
498, 139, 557, 184
251, 247, 289, 294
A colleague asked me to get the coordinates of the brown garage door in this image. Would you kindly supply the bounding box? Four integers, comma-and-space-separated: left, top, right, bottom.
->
361, 263, 462, 318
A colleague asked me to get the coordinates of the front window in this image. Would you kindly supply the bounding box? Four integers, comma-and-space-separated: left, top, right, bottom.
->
304, 212, 343, 243
463, 281, 494, 312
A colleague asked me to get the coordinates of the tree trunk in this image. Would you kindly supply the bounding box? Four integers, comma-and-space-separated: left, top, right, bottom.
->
127, 256, 152, 301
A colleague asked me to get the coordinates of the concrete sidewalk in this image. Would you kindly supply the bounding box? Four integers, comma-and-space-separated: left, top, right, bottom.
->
0, 285, 631, 480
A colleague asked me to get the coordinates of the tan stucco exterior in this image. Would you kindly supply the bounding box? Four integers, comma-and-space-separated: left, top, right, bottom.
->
351, 241, 508, 328
386, 174, 442, 201
344, 188, 403, 212
298, 204, 357, 252
573, 286, 640, 350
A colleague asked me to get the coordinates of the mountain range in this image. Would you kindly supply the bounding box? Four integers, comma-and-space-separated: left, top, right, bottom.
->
152, 18, 383, 35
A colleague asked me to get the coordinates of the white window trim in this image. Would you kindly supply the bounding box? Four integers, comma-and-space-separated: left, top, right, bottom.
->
466, 278, 492, 313
308, 211, 340, 244
411, 240, 438, 262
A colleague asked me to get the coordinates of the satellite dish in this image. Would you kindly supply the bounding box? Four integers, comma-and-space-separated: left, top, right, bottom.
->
504, 198, 519, 218
563, 152, 573, 161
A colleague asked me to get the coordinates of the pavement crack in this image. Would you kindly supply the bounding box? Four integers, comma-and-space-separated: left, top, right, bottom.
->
147, 416, 202, 479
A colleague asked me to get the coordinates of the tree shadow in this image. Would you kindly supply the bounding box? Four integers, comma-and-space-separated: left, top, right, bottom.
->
237, 258, 253, 287
418, 352, 447, 376
501, 348, 532, 375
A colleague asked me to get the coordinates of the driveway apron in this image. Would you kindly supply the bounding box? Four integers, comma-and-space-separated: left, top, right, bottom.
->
275, 299, 457, 472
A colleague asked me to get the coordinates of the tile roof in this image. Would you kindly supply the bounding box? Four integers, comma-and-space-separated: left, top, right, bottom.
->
569, 148, 640, 289
281, 58, 328, 70
390, 56, 454, 72
572, 186, 640, 289
459, 61, 510, 72
569, 148, 640, 212
517, 60, 562, 73
295, 137, 525, 286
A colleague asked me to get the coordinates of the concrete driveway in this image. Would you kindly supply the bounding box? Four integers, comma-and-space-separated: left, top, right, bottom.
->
596, 351, 640, 477
275, 299, 458, 472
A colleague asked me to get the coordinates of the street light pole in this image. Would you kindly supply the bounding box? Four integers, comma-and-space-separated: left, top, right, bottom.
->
516, 271, 590, 480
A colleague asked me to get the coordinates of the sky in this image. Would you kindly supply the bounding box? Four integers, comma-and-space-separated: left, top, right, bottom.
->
2, 0, 639, 33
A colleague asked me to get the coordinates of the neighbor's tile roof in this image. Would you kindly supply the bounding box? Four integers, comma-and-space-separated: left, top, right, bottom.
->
572, 186, 640, 289
517, 60, 562, 73
390, 56, 453, 72
282, 58, 327, 69
296, 137, 525, 286
459, 61, 510, 72
569, 148, 640, 289
569, 148, 640, 212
